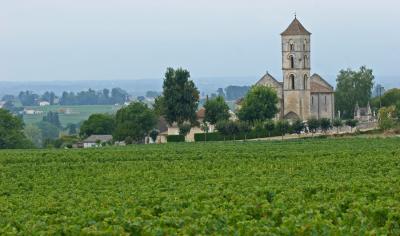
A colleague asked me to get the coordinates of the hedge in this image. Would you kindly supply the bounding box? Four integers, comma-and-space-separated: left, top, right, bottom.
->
194, 128, 285, 142
167, 135, 185, 142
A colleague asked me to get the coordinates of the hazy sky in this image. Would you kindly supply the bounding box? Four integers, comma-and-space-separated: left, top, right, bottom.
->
1, 0, 399, 84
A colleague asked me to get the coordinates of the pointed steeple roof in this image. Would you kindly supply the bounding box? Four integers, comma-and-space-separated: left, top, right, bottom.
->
281, 17, 311, 36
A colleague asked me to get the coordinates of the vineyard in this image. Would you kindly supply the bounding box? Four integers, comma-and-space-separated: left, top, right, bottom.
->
1, 138, 400, 234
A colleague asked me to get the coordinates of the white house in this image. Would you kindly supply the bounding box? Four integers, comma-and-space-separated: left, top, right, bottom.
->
82, 135, 113, 148
24, 109, 43, 115
39, 101, 50, 106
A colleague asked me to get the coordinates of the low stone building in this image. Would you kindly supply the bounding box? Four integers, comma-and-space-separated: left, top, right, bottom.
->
354, 102, 374, 122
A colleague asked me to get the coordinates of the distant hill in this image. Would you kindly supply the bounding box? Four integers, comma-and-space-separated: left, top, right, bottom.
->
1, 75, 398, 98
0, 77, 256, 98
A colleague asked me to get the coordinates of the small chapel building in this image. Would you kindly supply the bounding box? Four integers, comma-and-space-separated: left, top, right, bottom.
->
256, 17, 335, 120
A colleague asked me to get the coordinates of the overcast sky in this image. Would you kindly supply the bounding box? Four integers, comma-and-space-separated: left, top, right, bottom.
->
0, 0, 399, 85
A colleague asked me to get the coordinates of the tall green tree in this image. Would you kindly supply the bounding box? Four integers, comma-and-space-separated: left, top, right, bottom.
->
162, 68, 200, 125
114, 102, 157, 143
43, 111, 62, 128
65, 123, 78, 135
80, 114, 115, 137
0, 109, 32, 149
237, 86, 279, 123
335, 66, 375, 118
153, 96, 166, 117
204, 96, 230, 125
371, 88, 400, 109
37, 121, 60, 142
24, 124, 42, 148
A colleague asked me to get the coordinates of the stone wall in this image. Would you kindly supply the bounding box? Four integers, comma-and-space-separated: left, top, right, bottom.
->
310, 93, 334, 119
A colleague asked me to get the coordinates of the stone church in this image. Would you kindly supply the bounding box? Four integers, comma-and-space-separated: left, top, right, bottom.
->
256, 17, 335, 120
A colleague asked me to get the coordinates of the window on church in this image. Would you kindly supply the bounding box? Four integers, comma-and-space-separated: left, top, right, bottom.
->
290, 56, 294, 69
303, 39, 307, 51
290, 43, 294, 51
289, 75, 295, 90
324, 96, 327, 105
303, 75, 307, 90
312, 96, 314, 105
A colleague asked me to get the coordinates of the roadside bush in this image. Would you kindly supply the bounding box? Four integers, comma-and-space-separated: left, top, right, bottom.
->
320, 118, 332, 133
167, 135, 185, 142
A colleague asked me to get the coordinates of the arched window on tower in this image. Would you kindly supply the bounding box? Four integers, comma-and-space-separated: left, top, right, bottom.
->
289, 42, 294, 51
289, 75, 295, 90
290, 55, 295, 69
303, 39, 307, 51
303, 74, 308, 90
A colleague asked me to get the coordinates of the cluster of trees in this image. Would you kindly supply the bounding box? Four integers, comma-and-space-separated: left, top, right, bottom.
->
369, 87, 400, 131
79, 102, 157, 144
80, 67, 201, 144
145, 91, 162, 98
0, 109, 32, 149
18, 91, 40, 106
335, 66, 375, 118
60, 88, 129, 105
224, 86, 251, 101
15, 91, 57, 106
2, 88, 130, 107
23, 111, 79, 148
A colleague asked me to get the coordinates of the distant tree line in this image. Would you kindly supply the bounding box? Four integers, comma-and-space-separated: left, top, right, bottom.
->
60, 88, 129, 105
2, 88, 130, 107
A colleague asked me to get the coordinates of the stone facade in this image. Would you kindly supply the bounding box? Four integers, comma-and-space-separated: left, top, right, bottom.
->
256, 17, 334, 120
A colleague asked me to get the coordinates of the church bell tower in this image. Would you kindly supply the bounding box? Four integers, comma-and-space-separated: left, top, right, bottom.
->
281, 17, 311, 120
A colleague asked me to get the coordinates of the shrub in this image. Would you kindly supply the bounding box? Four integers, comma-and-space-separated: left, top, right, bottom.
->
167, 135, 185, 142
308, 118, 320, 135
264, 120, 275, 137
149, 129, 159, 143
238, 121, 252, 141
320, 118, 332, 133
276, 120, 289, 140
178, 122, 192, 138
333, 118, 343, 134
345, 119, 358, 132
291, 119, 305, 136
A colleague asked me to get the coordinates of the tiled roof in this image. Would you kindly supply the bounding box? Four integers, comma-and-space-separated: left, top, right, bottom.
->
310, 74, 334, 93
196, 107, 206, 119
311, 82, 333, 93
157, 116, 168, 133
281, 18, 311, 36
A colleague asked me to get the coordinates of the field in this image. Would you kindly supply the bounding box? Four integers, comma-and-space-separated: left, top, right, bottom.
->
23, 105, 122, 126
1, 138, 400, 234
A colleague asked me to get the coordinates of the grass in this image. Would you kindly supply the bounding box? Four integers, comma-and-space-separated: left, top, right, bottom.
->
0, 138, 400, 234
23, 105, 122, 126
